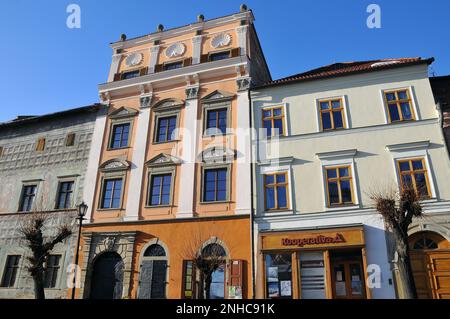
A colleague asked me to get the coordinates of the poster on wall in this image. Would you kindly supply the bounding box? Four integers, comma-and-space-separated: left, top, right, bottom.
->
267, 267, 279, 282
268, 282, 280, 298
299, 252, 326, 299
228, 286, 243, 299
280, 281, 292, 297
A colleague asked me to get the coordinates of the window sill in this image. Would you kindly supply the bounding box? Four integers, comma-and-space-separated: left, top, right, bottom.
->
203, 132, 233, 138
263, 209, 294, 216
97, 208, 125, 212
324, 204, 360, 212
144, 205, 174, 208
152, 139, 180, 145
199, 200, 232, 205
107, 146, 131, 151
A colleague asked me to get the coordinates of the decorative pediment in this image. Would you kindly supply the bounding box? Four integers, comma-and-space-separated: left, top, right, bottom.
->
152, 98, 185, 110
99, 158, 130, 172
109, 107, 138, 119
201, 90, 235, 104
145, 153, 182, 167
199, 146, 236, 163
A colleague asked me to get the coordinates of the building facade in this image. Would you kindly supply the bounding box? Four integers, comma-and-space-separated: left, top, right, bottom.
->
0, 105, 102, 298
250, 58, 450, 299
76, 6, 270, 299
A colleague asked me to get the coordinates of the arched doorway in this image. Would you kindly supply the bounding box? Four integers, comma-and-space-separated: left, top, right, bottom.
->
89, 252, 124, 299
201, 243, 227, 299
408, 231, 450, 299
137, 244, 168, 299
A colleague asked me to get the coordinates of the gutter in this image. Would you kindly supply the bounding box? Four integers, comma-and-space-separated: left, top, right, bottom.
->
248, 87, 257, 299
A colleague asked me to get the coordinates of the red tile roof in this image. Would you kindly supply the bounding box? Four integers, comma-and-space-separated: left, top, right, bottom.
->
255, 57, 434, 89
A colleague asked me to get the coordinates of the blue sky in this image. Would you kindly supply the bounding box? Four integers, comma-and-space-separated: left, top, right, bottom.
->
1, 0, 449, 122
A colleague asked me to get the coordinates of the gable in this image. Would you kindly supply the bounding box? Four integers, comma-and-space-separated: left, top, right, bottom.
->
109, 107, 138, 119
201, 90, 235, 103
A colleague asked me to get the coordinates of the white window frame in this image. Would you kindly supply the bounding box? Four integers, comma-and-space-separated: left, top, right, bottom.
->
380, 86, 420, 124
386, 141, 437, 199
258, 157, 295, 215
315, 95, 350, 132
316, 149, 360, 211
260, 102, 289, 138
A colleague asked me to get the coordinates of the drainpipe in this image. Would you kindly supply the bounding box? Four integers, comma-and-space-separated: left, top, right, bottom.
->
248, 87, 257, 299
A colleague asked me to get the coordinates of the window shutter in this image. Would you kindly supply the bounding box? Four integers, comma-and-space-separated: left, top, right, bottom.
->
36, 138, 46, 151
226, 260, 244, 299
113, 73, 122, 81
154, 64, 163, 73
183, 57, 192, 67
65, 133, 75, 146
230, 47, 240, 58
140, 67, 148, 76
200, 54, 209, 63
182, 260, 196, 299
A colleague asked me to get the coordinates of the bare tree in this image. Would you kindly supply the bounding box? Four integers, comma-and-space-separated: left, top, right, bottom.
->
19, 183, 73, 299
370, 184, 423, 299
180, 227, 229, 299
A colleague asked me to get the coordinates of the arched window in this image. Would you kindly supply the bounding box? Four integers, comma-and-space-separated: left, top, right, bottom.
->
144, 244, 166, 257
202, 243, 227, 258
413, 237, 438, 250
138, 243, 168, 299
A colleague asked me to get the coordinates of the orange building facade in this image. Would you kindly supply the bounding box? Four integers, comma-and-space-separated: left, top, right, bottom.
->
75, 6, 270, 299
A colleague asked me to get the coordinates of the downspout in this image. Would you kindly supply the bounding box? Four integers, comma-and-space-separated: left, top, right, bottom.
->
248, 87, 257, 299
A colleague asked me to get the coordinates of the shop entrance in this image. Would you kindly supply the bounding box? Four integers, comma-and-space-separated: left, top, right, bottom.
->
330, 250, 366, 299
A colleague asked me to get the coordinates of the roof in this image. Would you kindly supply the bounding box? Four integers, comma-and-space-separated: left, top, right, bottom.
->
430, 75, 450, 109
253, 57, 434, 89
0, 103, 102, 129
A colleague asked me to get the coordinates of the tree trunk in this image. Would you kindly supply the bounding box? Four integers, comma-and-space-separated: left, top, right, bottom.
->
32, 271, 46, 299
394, 229, 418, 299
204, 272, 212, 300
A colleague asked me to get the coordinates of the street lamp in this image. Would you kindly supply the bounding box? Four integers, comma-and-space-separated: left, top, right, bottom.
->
71, 201, 88, 299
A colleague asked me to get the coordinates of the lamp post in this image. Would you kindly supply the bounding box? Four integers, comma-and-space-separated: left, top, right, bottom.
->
71, 201, 87, 300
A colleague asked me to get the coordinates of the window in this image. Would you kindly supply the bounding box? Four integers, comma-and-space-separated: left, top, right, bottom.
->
121, 70, 140, 80
0, 146, 3, 156
209, 51, 231, 61
384, 89, 415, 122
319, 98, 345, 131
100, 178, 123, 209
264, 173, 289, 210
1, 255, 20, 288
325, 166, 354, 206
56, 181, 74, 209
413, 237, 438, 250
155, 116, 176, 143
205, 108, 227, 135
138, 244, 168, 299
262, 106, 285, 137
65, 133, 76, 147
109, 123, 130, 149
163, 61, 183, 71
148, 174, 172, 206
265, 254, 292, 299
20, 185, 37, 212
182, 260, 196, 299
203, 168, 227, 202
43, 255, 61, 288
36, 137, 46, 151
397, 158, 431, 198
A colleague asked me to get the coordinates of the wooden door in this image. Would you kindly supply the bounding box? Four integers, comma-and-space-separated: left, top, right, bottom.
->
331, 260, 366, 299
90, 252, 124, 299
428, 252, 450, 299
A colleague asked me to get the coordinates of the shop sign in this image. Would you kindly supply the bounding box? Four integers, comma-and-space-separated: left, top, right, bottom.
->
281, 233, 345, 247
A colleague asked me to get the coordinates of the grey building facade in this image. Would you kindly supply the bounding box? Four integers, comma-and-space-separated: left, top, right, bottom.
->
0, 104, 103, 298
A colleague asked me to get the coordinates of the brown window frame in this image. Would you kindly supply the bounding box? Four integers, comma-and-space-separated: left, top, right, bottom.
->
318, 98, 346, 131
262, 106, 286, 137
325, 165, 355, 207
396, 158, 431, 199
264, 172, 289, 211
1, 255, 21, 288
35, 137, 46, 152
65, 133, 76, 147
383, 89, 416, 123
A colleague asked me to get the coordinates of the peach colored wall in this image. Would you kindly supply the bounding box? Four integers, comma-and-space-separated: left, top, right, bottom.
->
78, 216, 252, 299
